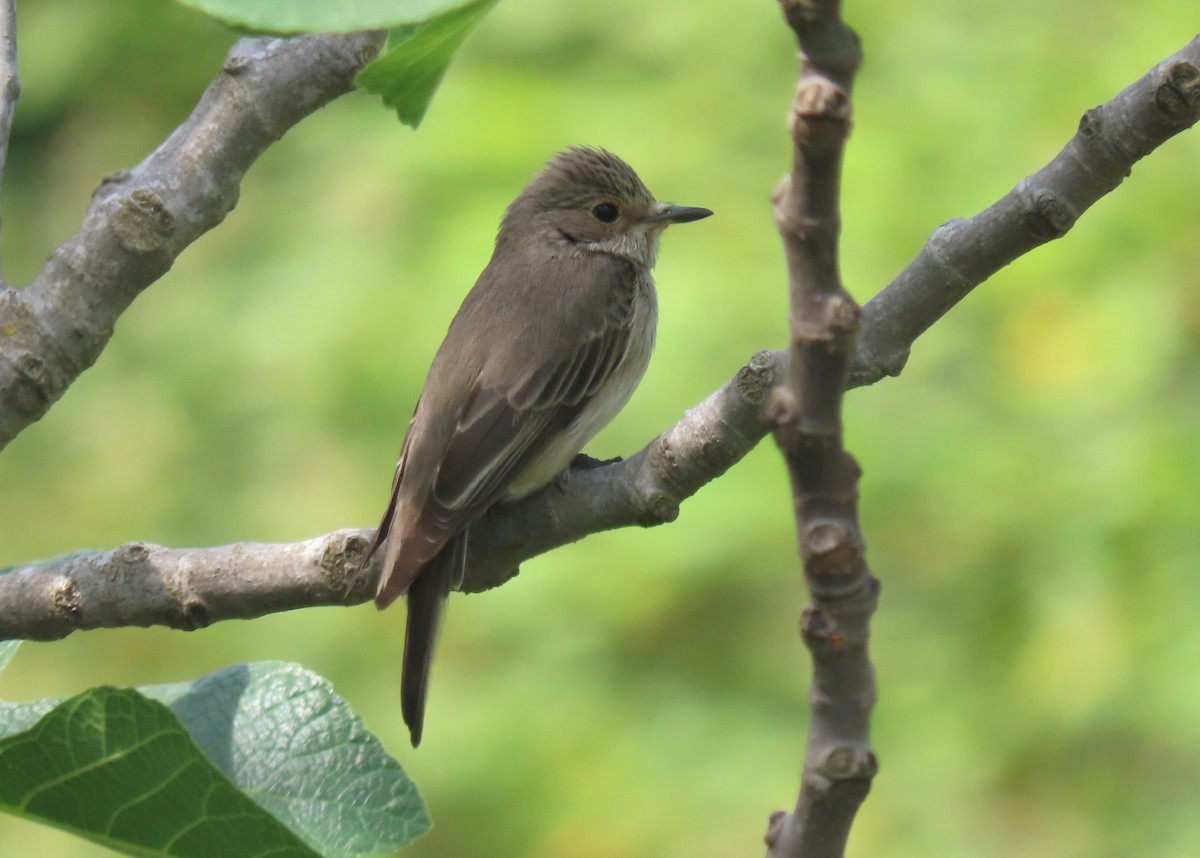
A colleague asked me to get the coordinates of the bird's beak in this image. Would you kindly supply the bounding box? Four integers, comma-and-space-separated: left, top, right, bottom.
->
642, 204, 714, 225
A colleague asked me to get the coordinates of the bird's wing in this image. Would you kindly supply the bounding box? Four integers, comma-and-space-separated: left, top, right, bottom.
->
374, 264, 638, 607
432, 313, 632, 509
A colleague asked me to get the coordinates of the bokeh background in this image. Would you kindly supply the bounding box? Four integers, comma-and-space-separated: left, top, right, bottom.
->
2, 1, 1199, 856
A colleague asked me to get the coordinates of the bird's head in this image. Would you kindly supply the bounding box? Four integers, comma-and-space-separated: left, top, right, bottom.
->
500, 146, 712, 268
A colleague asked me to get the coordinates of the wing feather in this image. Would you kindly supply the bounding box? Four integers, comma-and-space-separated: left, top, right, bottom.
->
372, 254, 641, 604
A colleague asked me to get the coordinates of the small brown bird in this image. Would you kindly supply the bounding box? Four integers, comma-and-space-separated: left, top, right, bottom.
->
365, 147, 711, 746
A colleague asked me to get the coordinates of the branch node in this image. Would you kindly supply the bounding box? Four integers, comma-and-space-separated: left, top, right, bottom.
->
112, 190, 176, 254
801, 520, 849, 559
1170, 60, 1200, 85
736, 351, 780, 405
53, 579, 82, 622
117, 542, 151, 564
222, 54, 251, 76
638, 491, 680, 527
324, 533, 362, 569
169, 598, 211, 631
322, 532, 371, 592
793, 76, 850, 117
1024, 189, 1076, 239
1078, 107, 1102, 138
15, 351, 45, 383
763, 810, 788, 847
799, 605, 828, 636
1155, 61, 1200, 121
819, 745, 878, 780
801, 606, 866, 653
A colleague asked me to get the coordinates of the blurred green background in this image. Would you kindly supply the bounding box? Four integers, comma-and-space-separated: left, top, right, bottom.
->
2, 1, 1199, 856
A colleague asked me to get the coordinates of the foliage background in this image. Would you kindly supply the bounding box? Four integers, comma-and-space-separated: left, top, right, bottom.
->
2, 1, 1199, 855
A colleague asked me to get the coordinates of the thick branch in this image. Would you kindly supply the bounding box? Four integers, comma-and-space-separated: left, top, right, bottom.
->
0, 351, 781, 641
849, 33, 1200, 387
0, 30, 385, 451
0, 0, 18, 285
765, 3, 878, 858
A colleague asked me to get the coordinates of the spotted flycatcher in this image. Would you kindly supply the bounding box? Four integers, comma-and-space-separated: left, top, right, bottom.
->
365, 147, 711, 745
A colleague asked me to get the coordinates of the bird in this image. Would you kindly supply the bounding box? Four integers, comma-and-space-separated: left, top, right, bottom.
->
364, 146, 712, 746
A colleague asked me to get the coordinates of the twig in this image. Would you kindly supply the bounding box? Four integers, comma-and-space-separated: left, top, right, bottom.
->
0, 30, 385, 451
763, 3, 877, 858
0, 0, 19, 286
849, 33, 1200, 387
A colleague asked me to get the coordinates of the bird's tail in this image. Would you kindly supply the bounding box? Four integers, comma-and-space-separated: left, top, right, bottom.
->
401, 530, 467, 747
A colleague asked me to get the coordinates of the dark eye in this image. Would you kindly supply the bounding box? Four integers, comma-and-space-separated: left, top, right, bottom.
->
591, 203, 619, 224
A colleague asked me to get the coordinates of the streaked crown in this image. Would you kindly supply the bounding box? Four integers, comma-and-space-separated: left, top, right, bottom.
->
529, 147, 655, 210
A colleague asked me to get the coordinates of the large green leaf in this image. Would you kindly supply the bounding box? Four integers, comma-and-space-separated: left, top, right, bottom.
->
144, 663, 429, 856
172, 0, 499, 129
356, 0, 499, 127
173, 0, 487, 33
0, 686, 318, 856
0, 663, 428, 857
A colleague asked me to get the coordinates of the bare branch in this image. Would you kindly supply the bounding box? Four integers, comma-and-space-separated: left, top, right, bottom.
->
0, 351, 782, 641
850, 33, 1200, 387
0, 533, 370, 641
0, 29, 386, 451
0, 0, 19, 285
763, 2, 878, 858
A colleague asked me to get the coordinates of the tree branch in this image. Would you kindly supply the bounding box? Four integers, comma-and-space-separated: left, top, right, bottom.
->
0, 350, 783, 641
762, 3, 877, 857
0, 29, 385, 451
849, 33, 1200, 387
0, 0, 18, 286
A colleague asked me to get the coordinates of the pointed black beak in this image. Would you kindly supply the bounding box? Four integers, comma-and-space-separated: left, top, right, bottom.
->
642, 205, 714, 225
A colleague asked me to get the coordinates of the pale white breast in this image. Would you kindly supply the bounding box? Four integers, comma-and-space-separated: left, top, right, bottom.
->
506, 277, 658, 498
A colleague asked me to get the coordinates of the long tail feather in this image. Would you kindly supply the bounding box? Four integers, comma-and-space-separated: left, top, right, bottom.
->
400, 531, 466, 746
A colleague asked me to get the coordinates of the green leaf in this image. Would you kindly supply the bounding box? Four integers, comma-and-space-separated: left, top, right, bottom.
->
0, 686, 318, 856
173, 0, 489, 33
144, 663, 429, 856
0, 663, 428, 856
356, 0, 499, 128
171, 0, 499, 128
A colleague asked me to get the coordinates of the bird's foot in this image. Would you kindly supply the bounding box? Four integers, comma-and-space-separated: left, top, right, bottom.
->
551, 453, 624, 493
571, 452, 623, 471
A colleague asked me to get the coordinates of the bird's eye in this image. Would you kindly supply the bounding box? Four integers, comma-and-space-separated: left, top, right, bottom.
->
591, 203, 620, 224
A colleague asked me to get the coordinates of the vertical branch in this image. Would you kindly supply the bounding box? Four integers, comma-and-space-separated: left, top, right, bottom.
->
764, 3, 878, 858
0, 0, 18, 285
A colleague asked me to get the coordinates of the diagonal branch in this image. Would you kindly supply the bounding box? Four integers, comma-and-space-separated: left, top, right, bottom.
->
763, 2, 877, 857
849, 33, 1200, 387
0, 29, 385, 451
